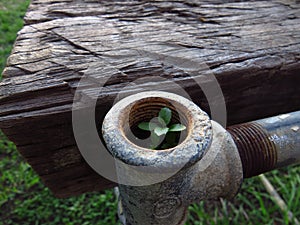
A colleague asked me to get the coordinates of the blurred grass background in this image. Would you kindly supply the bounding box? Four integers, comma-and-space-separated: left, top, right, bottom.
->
0, 0, 299, 224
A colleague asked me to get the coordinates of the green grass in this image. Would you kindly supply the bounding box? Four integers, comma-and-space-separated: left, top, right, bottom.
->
185, 167, 300, 225
0, 1, 299, 224
0, 0, 30, 78
0, 131, 118, 225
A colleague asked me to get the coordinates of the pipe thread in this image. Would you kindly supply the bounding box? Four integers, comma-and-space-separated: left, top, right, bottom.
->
227, 122, 277, 178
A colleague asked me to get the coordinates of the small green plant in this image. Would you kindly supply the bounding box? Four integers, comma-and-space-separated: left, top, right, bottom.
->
138, 107, 186, 150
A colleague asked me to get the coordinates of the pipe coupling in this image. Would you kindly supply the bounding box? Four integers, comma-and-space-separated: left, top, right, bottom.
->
102, 91, 243, 225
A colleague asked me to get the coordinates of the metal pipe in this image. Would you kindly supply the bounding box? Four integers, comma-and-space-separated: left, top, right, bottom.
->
102, 91, 300, 225
102, 91, 242, 225
227, 111, 300, 178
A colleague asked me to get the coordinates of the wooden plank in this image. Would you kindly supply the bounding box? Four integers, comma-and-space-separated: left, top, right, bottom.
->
0, 0, 299, 197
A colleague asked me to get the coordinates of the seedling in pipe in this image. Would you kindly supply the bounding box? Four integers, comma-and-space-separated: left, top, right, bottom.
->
102, 91, 243, 225
137, 107, 186, 150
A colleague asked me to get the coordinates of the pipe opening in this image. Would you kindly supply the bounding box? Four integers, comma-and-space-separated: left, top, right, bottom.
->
120, 97, 190, 150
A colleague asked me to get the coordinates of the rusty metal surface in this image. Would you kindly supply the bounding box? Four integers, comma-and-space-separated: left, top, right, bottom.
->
227, 123, 277, 178
228, 110, 300, 178
110, 121, 243, 225
255, 111, 300, 169
102, 91, 243, 225
103, 90, 300, 225
102, 91, 213, 183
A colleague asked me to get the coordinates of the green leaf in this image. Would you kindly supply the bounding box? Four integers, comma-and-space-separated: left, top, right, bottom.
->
149, 122, 159, 131
150, 133, 161, 149
138, 122, 151, 131
158, 107, 172, 125
169, 124, 186, 132
157, 117, 166, 127
154, 127, 169, 136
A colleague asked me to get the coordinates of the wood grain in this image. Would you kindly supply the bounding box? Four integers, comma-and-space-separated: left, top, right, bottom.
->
0, 0, 299, 197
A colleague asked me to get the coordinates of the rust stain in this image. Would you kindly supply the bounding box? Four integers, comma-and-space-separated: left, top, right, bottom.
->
227, 122, 277, 178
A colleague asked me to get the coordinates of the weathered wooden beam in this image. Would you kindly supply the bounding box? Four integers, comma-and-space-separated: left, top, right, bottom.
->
0, 0, 299, 197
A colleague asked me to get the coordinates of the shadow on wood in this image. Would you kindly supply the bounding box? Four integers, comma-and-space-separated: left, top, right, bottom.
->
0, 0, 299, 197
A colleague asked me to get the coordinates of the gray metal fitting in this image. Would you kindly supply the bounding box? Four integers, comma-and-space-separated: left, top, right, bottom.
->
228, 110, 300, 178
102, 91, 243, 225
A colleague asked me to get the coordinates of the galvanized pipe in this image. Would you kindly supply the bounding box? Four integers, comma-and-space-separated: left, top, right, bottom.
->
227, 111, 300, 178
102, 91, 243, 225
102, 91, 300, 225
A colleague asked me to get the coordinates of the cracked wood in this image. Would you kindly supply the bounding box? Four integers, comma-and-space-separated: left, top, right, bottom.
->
0, 0, 299, 197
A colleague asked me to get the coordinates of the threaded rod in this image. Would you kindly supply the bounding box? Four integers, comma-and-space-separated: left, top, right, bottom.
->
227, 110, 300, 178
